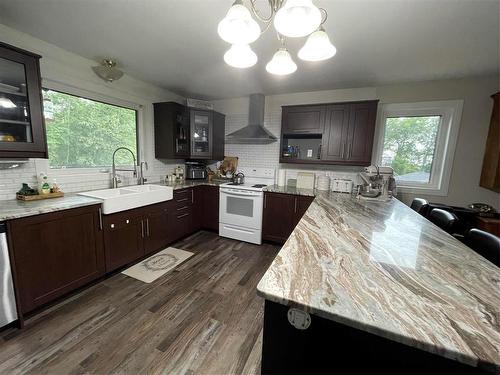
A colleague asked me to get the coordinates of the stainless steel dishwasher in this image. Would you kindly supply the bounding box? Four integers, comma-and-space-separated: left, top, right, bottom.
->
0, 222, 17, 327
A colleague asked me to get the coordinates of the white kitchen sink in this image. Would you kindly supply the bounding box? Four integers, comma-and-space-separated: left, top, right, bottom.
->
78, 184, 173, 214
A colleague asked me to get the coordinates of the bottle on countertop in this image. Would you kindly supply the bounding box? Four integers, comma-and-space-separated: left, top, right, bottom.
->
39, 173, 50, 195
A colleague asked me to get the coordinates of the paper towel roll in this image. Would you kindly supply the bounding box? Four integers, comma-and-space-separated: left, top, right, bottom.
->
277, 169, 286, 186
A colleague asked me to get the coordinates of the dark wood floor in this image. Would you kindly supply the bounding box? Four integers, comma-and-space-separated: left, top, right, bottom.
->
0, 231, 280, 374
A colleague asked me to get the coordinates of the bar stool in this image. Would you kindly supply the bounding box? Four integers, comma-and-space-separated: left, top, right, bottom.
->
428, 208, 458, 234
410, 198, 429, 217
464, 228, 500, 267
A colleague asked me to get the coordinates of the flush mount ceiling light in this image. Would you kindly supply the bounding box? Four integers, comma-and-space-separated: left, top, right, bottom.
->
92, 59, 124, 83
218, 0, 336, 75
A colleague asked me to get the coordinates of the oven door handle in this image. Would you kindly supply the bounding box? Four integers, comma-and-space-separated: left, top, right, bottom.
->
221, 190, 262, 198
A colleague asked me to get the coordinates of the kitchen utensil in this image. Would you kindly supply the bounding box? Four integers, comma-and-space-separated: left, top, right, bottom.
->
232, 172, 245, 185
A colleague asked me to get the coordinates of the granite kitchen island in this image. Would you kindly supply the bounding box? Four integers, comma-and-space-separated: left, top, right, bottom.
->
257, 192, 500, 374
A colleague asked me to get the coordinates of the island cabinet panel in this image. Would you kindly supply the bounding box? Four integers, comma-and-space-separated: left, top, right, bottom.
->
8, 205, 104, 314
263, 193, 314, 244
282, 105, 326, 134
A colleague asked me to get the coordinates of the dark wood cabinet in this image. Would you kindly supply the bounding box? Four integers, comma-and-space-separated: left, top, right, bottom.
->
322, 104, 350, 162
280, 100, 378, 166
262, 192, 314, 244
143, 203, 170, 255
169, 188, 195, 243
282, 105, 326, 134
154, 102, 189, 159
7, 205, 104, 314
194, 185, 219, 232
103, 208, 145, 272
0, 41, 47, 159
154, 102, 225, 160
103, 201, 175, 272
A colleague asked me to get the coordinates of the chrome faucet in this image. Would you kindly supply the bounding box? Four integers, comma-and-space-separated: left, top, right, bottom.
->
138, 161, 148, 185
111, 147, 137, 188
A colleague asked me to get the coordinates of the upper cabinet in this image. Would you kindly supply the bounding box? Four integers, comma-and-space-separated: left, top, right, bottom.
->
154, 102, 225, 160
0, 42, 47, 159
282, 105, 326, 134
280, 100, 378, 166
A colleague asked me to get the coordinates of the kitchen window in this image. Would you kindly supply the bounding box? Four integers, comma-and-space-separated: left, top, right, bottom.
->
42, 88, 138, 168
374, 100, 463, 196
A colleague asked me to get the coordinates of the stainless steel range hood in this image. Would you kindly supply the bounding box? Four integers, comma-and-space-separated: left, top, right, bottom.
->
225, 94, 277, 144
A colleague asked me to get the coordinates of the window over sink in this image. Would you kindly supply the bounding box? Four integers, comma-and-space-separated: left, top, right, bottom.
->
42, 89, 138, 168
374, 100, 463, 196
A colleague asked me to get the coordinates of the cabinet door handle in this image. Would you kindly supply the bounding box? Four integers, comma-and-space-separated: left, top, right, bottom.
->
294, 197, 298, 213
141, 220, 145, 238
98, 207, 103, 231
146, 218, 150, 237
191, 189, 194, 204
290, 129, 312, 133
177, 213, 189, 219
177, 205, 189, 211
264, 194, 267, 209
177, 197, 189, 202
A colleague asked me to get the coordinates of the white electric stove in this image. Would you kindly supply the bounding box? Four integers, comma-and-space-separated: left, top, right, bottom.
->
219, 168, 275, 244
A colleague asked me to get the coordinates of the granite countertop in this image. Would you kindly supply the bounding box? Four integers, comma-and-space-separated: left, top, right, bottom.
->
264, 184, 316, 197
257, 191, 500, 372
160, 179, 226, 189
0, 180, 225, 221
0, 194, 102, 221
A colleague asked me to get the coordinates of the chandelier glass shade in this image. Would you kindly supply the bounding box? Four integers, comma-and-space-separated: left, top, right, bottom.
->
217, 3, 261, 44
266, 48, 297, 75
274, 0, 322, 38
298, 28, 337, 61
224, 44, 258, 68
218, 0, 336, 74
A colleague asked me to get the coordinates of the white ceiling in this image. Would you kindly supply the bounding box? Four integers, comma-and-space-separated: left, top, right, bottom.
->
0, 0, 498, 100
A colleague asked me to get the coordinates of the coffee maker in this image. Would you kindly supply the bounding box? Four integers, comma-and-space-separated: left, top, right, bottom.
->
185, 161, 207, 180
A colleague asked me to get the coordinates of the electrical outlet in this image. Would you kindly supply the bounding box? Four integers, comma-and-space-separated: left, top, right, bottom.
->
307, 149, 313, 157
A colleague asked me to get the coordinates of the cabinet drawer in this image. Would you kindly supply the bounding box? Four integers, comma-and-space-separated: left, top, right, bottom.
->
173, 188, 194, 205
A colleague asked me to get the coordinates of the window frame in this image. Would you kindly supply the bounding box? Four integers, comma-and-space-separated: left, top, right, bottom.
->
373, 100, 463, 196
42, 80, 142, 173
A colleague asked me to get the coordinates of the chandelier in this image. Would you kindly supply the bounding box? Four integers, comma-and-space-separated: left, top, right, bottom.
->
218, 0, 336, 75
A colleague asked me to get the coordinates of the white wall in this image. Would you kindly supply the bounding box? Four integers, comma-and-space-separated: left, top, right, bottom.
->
0, 23, 185, 200
212, 76, 500, 210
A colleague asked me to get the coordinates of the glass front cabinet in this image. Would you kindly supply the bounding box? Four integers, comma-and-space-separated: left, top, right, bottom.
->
190, 109, 213, 159
0, 42, 47, 158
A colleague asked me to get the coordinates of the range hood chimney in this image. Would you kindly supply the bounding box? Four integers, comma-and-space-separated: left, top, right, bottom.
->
225, 94, 277, 144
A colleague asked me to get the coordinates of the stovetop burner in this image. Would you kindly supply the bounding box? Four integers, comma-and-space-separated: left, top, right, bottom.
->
252, 184, 267, 188
227, 182, 243, 186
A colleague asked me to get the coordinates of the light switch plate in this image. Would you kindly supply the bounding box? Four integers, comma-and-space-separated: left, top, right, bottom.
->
307, 149, 313, 158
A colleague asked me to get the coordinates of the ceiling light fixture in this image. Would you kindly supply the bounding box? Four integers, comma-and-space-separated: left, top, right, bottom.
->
92, 59, 124, 83
224, 44, 258, 68
218, 0, 336, 75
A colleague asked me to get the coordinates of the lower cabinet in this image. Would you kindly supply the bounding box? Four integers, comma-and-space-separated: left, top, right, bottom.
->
194, 185, 219, 232
262, 192, 314, 244
8, 205, 105, 314
103, 201, 172, 272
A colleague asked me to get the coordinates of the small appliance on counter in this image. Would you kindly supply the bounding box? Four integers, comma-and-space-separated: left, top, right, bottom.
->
358, 165, 396, 201
332, 179, 353, 193
185, 161, 207, 180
